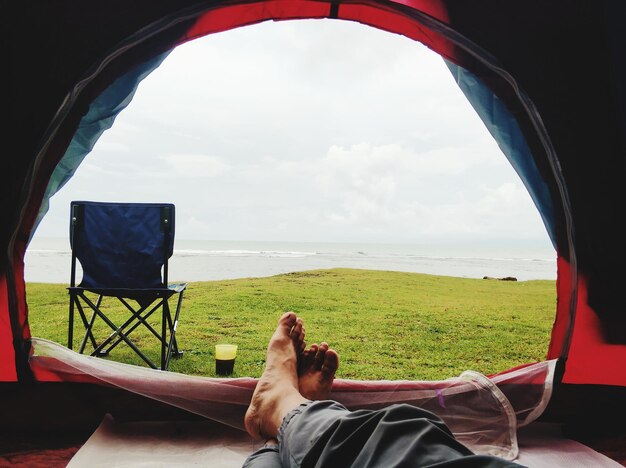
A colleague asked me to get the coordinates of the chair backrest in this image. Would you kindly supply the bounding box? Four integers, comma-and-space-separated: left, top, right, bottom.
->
69, 201, 175, 289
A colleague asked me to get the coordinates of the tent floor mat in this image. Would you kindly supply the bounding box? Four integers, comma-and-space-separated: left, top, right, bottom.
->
3, 417, 614, 467
517, 423, 626, 467
0, 418, 626, 468
566, 430, 626, 466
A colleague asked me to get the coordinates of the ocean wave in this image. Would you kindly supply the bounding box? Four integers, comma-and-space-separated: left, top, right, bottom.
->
357, 252, 554, 262
26, 248, 553, 264
174, 249, 318, 258
25, 249, 71, 255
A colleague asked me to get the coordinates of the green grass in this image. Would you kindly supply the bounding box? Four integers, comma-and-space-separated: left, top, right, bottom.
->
26, 268, 555, 381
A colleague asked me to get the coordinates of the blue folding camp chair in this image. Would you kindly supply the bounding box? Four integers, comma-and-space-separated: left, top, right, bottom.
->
67, 201, 186, 370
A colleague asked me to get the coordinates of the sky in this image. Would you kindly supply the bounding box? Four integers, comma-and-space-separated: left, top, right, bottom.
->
33, 19, 553, 249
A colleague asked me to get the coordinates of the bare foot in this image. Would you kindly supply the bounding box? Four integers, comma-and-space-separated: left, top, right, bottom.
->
298, 342, 339, 400
244, 312, 308, 439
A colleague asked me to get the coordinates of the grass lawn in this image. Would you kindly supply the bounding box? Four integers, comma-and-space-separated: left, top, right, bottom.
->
26, 268, 556, 381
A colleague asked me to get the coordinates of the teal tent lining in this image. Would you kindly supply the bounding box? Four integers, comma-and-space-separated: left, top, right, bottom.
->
446, 61, 557, 248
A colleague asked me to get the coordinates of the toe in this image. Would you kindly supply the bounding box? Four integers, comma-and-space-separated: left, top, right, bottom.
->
305, 345, 317, 365
321, 349, 339, 377
278, 312, 298, 337
299, 345, 316, 374
291, 318, 303, 337
314, 342, 328, 370
280, 311, 297, 328
290, 319, 306, 354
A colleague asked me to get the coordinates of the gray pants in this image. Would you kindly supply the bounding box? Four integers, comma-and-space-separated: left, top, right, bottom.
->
243, 401, 523, 467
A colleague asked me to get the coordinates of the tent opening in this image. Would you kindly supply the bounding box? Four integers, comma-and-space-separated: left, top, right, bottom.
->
25, 19, 556, 381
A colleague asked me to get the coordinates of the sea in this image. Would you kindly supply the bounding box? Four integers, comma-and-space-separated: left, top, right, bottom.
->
24, 237, 557, 284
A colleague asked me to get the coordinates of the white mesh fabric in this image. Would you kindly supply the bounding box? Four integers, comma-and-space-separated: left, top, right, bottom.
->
30, 338, 556, 461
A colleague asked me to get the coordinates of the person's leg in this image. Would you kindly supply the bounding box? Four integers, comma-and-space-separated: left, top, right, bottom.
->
244, 311, 309, 441
244, 318, 521, 467
279, 344, 521, 468
277, 342, 348, 467
243, 311, 308, 467
241, 438, 281, 468
280, 401, 522, 467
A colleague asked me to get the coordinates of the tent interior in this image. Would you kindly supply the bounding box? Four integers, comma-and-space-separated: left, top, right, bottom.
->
2, 1, 626, 466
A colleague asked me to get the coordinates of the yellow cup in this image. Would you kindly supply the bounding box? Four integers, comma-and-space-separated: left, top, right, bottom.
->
215, 344, 238, 375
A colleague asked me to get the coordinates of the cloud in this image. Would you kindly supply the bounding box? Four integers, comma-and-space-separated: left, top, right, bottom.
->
93, 140, 130, 153
242, 142, 544, 241
311, 142, 503, 209
160, 154, 231, 178
32, 20, 552, 248
81, 161, 137, 178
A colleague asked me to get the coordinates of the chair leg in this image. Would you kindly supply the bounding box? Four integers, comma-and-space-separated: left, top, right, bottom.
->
161, 291, 185, 370
101, 298, 162, 354
75, 296, 99, 353
92, 295, 107, 355
161, 300, 167, 370
171, 291, 184, 357
69, 290, 184, 371
78, 293, 159, 369
68, 293, 75, 350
